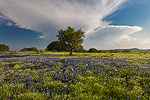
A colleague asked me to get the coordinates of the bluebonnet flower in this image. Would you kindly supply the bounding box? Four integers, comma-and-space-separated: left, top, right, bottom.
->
127, 96, 130, 100
137, 97, 140, 100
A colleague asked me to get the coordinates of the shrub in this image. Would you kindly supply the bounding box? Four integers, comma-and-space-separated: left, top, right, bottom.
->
47, 41, 64, 52
0, 44, 9, 51
88, 48, 98, 53
20, 47, 38, 51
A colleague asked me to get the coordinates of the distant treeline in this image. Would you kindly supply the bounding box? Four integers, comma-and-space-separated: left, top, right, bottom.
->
1, 43, 150, 53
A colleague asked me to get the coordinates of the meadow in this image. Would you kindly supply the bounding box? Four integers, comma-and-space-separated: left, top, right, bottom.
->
0, 52, 150, 100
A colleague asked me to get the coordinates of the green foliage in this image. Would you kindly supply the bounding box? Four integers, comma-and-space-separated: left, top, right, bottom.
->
13, 64, 21, 70
88, 48, 98, 53
47, 41, 85, 53
0, 53, 150, 99
57, 26, 85, 55
20, 47, 38, 51
73, 45, 87, 53
0, 44, 9, 51
47, 41, 63, 52
17, 92, 44, 100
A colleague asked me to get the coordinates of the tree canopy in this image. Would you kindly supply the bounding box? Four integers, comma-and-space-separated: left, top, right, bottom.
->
47, 40, 85, 52
20, 47, 38, 51
0, 44, 9, 51
46, 41, 65, 52
88, 48, 98, 53
57, 26, 84, 55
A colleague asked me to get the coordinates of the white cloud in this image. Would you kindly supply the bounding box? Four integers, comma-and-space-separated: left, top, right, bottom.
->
0, 0, 126, 33
84, 25, 150, 49
0, 0, 149, 49
37, 35, 46, 39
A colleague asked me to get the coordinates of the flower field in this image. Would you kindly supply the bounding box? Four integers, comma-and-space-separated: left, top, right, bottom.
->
0, 53, 150, 100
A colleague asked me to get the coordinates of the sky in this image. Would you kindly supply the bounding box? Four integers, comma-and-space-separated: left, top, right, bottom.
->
0, 0, 149, 50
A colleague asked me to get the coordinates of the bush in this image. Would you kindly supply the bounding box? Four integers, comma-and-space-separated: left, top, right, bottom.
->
88, 48, 98, 53
47, 41, 64, 52
0, 44, 9, 51
20, 47, 38, 51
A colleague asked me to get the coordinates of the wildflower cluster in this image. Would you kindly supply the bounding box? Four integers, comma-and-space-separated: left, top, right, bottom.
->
0, 54, 150, 99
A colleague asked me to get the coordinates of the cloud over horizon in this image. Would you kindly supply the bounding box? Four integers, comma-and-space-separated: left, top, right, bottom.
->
85, 25, 147, 49
0, 0, 148, 49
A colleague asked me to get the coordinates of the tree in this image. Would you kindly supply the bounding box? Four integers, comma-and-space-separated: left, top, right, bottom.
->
0, 44, 9, 51
20, 47, 38, 51
47, 41, 64, 52
74, 45, 87, 52
57, 26, 85, 55
88, 48, 98, 53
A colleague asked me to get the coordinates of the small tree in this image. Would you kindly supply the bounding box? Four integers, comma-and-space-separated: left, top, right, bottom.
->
0, 44, 9, 51
88, 48, 98, 53
47, 41, 64, 52
57, 26, 84, 55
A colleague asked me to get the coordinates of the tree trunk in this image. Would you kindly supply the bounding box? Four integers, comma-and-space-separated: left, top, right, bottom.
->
70, 49, 73, 56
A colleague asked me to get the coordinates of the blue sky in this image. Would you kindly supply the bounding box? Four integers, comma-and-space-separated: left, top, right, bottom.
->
105, 0, 150, 39
0, 21, 46, 50
0, 0, 149, 50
